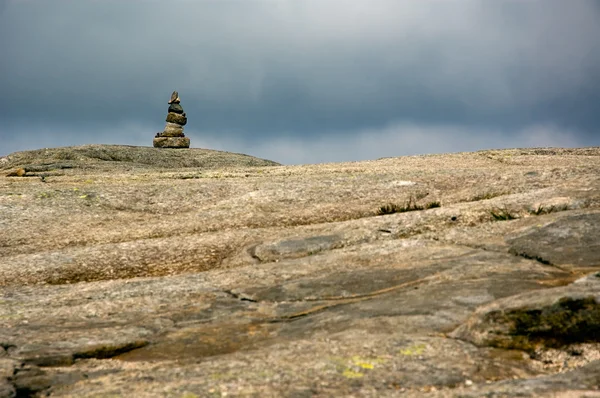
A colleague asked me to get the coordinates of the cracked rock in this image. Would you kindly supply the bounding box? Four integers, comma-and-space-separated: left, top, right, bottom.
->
507, 213, 600, 268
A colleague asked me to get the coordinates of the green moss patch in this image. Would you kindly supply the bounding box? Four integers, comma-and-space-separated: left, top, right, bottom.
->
488, 296, 600, 351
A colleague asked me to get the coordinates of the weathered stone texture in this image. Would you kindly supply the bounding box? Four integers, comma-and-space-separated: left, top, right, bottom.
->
507, 213, 600, 268
168, 90, 180, 104
167, 103, 184, 114
0, 146, 599, 397
152, 136, 190, 148
162, 122, 185, 137
166, 112, 187, 126
159, 130, 185, 138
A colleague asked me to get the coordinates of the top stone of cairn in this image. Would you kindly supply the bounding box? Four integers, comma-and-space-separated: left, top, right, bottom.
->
168, 90, 181, 104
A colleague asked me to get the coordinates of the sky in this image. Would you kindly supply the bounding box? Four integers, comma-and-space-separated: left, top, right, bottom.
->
1, 0, 599, 165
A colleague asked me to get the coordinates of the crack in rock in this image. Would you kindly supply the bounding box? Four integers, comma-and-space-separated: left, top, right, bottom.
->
222, 289, 258, 303
21, 340, 151, 368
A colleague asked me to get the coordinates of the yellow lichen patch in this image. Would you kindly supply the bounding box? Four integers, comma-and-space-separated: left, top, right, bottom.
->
356, 362, 374, 369
342, 369, 364, 378
399, 343, 427, 356
181, 393, 199, 398
331, 355, 386, 379
351, 355, 385, 369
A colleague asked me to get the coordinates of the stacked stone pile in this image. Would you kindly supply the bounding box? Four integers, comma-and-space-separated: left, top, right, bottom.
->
153, 91, 191, 148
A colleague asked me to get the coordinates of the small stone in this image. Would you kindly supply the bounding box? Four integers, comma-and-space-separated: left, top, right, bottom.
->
166, 112, 187, 126
153, 137, 190, 148
164, 122, 183, 129
160, 130, 185, 138
163, 122, 184, 136
168, 103, 184, 114
168, 90, 180, 104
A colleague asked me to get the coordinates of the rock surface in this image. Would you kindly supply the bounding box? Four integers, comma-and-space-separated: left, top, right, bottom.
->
0, 144, 279, 172
0, 146, 599, 397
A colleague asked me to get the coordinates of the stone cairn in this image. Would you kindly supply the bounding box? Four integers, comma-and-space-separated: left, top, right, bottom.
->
153, 91, 190, 148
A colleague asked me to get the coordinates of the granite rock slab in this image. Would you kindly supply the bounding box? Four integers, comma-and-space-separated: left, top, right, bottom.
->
0, 146, 599, 396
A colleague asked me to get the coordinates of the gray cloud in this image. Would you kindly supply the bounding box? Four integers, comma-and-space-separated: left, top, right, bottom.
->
0, 0, 598, 162
2, 122, 583, 166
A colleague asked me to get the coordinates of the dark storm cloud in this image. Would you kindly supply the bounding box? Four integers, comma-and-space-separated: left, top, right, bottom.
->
0, 0, 599, 162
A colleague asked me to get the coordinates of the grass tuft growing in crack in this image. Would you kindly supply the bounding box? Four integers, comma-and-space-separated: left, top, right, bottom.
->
528, 204, 569, 216
467, 191, 510, 202
176, 174, 204, 180
377, 197, 440, 215
490, 206, 519, 221
377, 197, 422, 215
424, 201, 441, 209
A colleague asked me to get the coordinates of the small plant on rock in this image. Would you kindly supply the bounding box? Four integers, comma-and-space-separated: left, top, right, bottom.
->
176, 174, 204, 180
490, 206, 519, 221
424, 201, 441, 209
467, 191, 508, 202
377, 197, 424, 215
528, 204, 569, 216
